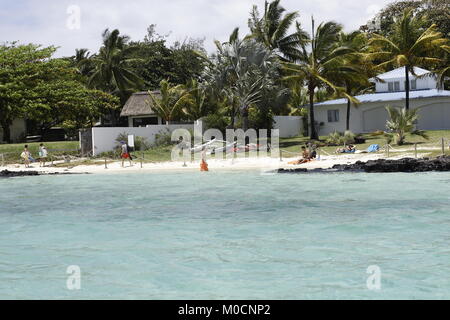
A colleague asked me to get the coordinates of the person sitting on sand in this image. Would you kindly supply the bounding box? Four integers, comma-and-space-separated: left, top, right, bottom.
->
336, 145, 356, 154
288, 146, 313, 165
200, 147, 209, 172
120, 141, 133, 167
38, 143, 48, 167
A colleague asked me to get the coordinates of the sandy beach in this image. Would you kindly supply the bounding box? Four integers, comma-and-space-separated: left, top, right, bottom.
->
0, 152, 416, 175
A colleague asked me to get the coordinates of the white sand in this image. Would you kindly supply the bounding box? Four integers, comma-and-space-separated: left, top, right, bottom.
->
0, 152, 421, 175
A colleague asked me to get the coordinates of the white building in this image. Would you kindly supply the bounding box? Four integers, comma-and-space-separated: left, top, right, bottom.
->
313, 67, 450, 135
0, 119, 27, 143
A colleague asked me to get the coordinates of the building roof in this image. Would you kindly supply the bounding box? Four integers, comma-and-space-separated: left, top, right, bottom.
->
120, 91, 161, 117
371, 67, 432, 82
314, 89, 450, 107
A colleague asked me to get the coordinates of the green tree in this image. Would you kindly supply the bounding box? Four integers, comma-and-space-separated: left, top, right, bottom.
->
283, 20, 360, 140
367, 9, 449, 110
89, 29, 144, 125
336, 31, 373, 130
147, 80, 191, 125
385, 106, 428, 145
248, 0, 308, 61
181, 79, 209, 121
0, 43, 119, 142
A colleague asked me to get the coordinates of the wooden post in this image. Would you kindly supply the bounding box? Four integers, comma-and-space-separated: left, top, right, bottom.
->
414, 143, 418, 159
105, 158, 108, 169
280, 149, 283, 162
442, 138, 445, 156
1, 154, 4, 167
386, 144, 390, 158
318, 148, 321, 161
141, 153, 143, 169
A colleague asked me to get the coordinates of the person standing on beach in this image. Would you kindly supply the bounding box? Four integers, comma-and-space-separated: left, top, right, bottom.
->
120, 141, 133, 167
38, 143, 48, 167
200, 147, 209, 172
21, 145, 31, 168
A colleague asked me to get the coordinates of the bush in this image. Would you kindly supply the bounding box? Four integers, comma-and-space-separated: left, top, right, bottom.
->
326, 130, 356, 146
203, 114, 229, 134
153, 128, 173, 147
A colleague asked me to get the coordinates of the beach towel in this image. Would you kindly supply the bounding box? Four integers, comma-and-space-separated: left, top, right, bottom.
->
367, 144, 380, 153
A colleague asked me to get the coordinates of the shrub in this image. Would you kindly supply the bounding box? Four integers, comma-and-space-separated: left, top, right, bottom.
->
153, 128, 173, 147
326, 130, 356, 146
203, 114, 229, 134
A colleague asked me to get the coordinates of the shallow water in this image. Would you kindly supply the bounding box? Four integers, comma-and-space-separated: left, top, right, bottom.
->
0, 171, 449, 299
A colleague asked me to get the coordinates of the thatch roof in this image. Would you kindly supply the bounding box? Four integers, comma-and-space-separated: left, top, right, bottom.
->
120, 91, 161, 117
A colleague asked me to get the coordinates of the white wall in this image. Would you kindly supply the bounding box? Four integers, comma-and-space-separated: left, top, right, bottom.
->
92, 124, 194, 156
273, 116, 302, 138
315, 97, 450, 135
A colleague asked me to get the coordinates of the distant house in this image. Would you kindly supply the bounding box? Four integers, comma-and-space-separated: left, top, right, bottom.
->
313, 67, 450, 135
120, 91, 164, 127
0, 119, 27, 143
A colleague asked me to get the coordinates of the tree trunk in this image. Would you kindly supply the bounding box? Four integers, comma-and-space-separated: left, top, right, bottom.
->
405, 65, 410, 110
309, 88, 318, 140
241, 107, 249, 132
346, 98, 351, 131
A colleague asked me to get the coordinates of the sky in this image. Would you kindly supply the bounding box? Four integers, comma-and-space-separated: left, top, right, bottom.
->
0, 0, 394, 57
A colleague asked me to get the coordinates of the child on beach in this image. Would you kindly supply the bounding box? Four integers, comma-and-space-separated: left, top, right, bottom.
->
20, 145, 33, 168
38, 143, 48, 167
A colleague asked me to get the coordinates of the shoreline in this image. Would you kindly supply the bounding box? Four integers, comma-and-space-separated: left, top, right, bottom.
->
0, 153, 426, 176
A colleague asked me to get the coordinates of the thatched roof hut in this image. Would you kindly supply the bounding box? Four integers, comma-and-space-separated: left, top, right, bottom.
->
120, 91, 161, 117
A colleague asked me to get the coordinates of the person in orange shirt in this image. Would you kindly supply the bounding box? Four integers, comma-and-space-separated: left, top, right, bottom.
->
200, 147, 209, 172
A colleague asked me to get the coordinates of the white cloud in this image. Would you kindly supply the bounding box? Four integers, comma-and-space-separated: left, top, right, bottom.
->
0, 0, 393, 57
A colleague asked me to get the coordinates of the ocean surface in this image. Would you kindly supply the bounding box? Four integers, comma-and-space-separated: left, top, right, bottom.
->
0, 170, 449, 299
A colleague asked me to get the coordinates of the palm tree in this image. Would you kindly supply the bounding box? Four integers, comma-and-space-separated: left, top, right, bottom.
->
385, 106, 428, 145
367, 9, 449, 110
283, 19, 360, 140
336, 31, 373, 131
205, 32, 279, 132
248, 0, 308, 61
181, 79, 209, 121
147, 80, 190, 125
73, 48, 94, 77
89, 29, 144, 104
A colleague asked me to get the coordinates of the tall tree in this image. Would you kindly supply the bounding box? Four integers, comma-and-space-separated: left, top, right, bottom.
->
336, 31, 372, 130
89, 29, 144, 125
283, 20, 360, 140
248, 0, 307, 61
367, 9, 449, 110
0, 43, 118, 142
147, 80, 191, 125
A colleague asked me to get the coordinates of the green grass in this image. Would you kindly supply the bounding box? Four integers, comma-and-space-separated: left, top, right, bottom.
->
279, 130, 450, 158
0, 141, 80, 164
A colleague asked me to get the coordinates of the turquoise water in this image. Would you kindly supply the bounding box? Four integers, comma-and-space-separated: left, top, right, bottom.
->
1, 171, 450, 300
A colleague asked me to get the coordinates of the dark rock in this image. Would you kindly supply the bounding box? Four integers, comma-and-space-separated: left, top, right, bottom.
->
0, 170, 40, 177
277, 168, 308, 174
333, 156, 450, 173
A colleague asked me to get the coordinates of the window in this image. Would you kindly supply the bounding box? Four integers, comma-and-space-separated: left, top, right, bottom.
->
133, 117, 159, 127
388, 82, 394, 92
388, 81, 401, 92
410, 79, 417, 90
327, 110, 340, 123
